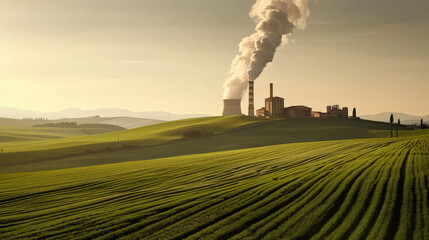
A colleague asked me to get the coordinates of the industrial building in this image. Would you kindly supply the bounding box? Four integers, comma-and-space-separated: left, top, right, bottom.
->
325, 105, 349, 118
222, 82, 349, 119
255, 83, 348, 119
311, 106, 349, 118
284, 106, 312, 118
256, 83, 285, 118
256, 83, 312, 118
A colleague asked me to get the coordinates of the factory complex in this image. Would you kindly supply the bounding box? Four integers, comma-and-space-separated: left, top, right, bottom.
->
223, 83, 350, 119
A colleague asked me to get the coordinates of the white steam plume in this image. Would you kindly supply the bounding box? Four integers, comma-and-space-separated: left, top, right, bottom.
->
223, 0, 309, 99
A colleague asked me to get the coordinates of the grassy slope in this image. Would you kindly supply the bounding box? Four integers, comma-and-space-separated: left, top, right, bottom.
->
0, 124, 127, 143
393, 128, 429, 137
0, 135, 427, 239
0, 117, 114, 128
0, 116, 266, 152
0, 126, 88, 142
0, 116, 268, 167
1, 117, 419, 173
0, 116, 163, 129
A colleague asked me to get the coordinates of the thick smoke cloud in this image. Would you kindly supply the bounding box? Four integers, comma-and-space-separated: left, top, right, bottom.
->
223, 0, 309, 99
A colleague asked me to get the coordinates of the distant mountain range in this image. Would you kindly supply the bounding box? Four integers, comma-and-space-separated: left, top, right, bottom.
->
360, 112, 429, 125
1, 106, 426, 126
0, 106, 210, 122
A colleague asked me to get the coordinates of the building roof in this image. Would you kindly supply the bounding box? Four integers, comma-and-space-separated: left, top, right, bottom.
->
265, 96, 284, 101
285, 105, 311, 110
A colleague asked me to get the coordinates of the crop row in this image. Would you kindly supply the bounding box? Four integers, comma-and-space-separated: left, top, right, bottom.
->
0, 136, 428, 239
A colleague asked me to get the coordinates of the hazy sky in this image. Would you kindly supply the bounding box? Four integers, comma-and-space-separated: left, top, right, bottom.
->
1, 0, 428, 116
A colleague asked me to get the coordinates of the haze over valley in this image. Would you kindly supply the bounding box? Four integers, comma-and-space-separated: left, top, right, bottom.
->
0, 0, 428, 239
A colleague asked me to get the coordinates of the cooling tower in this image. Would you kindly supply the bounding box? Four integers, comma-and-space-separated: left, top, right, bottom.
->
222, 99, 242, 116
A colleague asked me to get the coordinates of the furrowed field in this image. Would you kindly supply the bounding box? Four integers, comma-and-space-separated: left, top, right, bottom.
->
1, 136, 428, 239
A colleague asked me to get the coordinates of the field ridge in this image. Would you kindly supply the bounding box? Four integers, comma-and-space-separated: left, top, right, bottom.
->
0, 135, 427, 239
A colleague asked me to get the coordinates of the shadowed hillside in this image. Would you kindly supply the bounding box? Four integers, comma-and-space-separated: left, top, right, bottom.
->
1, 117, 424, 173
0, 116, 268, 173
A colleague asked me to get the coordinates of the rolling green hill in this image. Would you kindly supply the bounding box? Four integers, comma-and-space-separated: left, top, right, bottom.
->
0, 116, 164, 129
0, 126, 91, 142
0, 135, 427, 239
0, 117, 420, 173
0, 123, 127, 143
0, 116, 268, 171
0, 116, 266, 152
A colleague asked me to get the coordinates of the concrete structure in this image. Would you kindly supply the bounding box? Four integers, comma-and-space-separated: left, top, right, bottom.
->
222, 99, 242, 116
248, 81, 255, 117
256, 107, 268, 117
325, 105, 349, 118
265, 83, 285, 118
284, 106, 312, 118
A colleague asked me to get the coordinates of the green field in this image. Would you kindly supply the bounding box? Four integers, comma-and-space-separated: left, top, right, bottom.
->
0, 126, 91, 142
0, 116, 265, 153
0, 116, 164, 129
0, 116, 428, 239
0, 116, 267, 170
0, 124, 126, 143
1, 136, 428, 239
0, 117, 417, 173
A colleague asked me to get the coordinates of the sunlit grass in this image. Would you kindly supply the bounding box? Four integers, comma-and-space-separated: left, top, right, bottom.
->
0, 135, 427, 239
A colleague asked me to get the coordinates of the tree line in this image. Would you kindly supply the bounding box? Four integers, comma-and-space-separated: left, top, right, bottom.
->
390, 113, 427, 129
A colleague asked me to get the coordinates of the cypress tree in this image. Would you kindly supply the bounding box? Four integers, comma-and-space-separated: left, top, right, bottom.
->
421, 119, 424, 129
390, 114, 394, 124
398, 119, 401, 125
353, 108, 357, 118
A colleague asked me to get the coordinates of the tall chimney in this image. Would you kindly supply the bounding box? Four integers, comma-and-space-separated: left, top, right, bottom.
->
248, 81, 254, 117
270, 83, 273, 98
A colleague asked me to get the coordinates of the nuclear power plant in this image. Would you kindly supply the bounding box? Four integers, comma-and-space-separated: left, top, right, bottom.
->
221, 0, 312, 119
222, 83, 349, 119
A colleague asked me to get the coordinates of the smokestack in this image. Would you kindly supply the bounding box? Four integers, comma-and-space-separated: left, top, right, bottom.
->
270, 83, 273, 98
222, 0, 310, 100
222, 99, 242, 116
248, 81, 254, 117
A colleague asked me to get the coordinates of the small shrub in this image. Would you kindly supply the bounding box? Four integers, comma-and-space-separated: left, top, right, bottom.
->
182, 129, 213, 138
